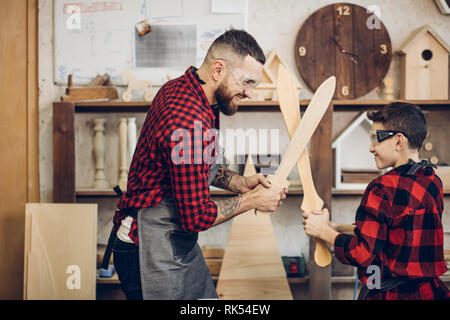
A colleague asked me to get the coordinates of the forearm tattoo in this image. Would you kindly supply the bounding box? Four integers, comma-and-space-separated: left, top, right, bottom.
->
215, 196, 242, 217
211, 165, 236, 190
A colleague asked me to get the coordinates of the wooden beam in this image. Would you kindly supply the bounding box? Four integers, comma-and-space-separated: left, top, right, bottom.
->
0, 0, 37, 299
53, 102, 76, 203
308, 102, 333, 300
27, 0, 39, 203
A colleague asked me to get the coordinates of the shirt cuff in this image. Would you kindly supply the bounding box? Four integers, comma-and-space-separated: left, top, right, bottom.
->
334, 233, 353, 265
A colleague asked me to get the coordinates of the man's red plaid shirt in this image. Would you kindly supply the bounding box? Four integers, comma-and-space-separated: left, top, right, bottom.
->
334, 163, 449, 299
113, 67, 220, 245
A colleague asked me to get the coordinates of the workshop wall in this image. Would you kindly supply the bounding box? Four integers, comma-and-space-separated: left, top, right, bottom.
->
38, 0, 450, 265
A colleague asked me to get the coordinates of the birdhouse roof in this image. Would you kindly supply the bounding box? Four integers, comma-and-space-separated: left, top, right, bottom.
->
259, 49, 302, 89
332, 112, 371, 148
398, 25, 450, 54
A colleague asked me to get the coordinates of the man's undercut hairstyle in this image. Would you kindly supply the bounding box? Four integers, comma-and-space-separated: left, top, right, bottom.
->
367, 102, 427, 150
206, 29, 266, 66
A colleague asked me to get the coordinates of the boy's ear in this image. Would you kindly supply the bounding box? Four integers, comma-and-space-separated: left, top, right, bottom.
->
395, 133, 408, 151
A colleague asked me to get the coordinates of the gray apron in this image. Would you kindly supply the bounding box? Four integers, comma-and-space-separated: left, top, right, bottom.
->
137, 163, 220, 300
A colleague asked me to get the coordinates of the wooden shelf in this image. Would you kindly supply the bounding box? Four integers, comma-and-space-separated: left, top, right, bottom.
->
71, 99, 450, 113
96, 270, 120, 285
77, 189, 116, 197
76, 188, 450, 197
96, 274, 450, 285
54, 99, 450, 300
332, 189, 450, 196
76, 187, 305, 197
75, 100, 150, 113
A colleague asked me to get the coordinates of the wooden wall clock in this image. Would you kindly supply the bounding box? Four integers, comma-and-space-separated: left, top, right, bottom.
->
295, 3, 392, 99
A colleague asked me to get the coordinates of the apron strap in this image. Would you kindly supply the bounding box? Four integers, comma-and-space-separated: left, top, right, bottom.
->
358, 278, 408, 300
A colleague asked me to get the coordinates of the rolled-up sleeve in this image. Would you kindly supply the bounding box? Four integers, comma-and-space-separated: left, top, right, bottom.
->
334, 184, 390, 268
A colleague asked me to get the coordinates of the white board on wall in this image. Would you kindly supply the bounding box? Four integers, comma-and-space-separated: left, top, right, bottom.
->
54, 0, 247, 86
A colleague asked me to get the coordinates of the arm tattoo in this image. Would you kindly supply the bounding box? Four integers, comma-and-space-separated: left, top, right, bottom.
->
211, 165, 236, 190
215, 196, 242, 217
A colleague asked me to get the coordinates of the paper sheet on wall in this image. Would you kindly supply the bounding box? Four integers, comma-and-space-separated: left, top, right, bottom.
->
148, 0, 184, 18
211, 0, 245, 14
54, 0, 247, 86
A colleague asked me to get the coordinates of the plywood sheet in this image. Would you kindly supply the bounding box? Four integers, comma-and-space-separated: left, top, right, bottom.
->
24, 203, 97, 300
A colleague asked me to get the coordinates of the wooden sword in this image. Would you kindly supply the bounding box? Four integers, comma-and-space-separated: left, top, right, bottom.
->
276, 64, 332, 267
255, 70, 335, 235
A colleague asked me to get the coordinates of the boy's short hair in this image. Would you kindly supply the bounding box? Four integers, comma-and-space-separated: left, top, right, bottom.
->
205, 29, 266, 65
367, 102, 427, 150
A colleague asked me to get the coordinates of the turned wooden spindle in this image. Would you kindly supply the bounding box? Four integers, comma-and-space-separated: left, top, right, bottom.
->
127, 118, 137, 168
92, 118, 109, 189
118, 118, 128, 191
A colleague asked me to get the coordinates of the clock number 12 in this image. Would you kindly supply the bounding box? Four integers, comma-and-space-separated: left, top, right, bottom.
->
337, 6, 350, 16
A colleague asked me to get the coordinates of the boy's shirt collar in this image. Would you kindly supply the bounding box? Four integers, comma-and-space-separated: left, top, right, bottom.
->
393, 158, 437, 176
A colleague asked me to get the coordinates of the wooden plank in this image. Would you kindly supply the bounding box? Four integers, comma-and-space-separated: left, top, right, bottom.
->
353, 6, 374, 98
204, 259, 222, 276
53, 102, 76, 203
372, 17, 392, 93
295, 12, 316, 92
62, 86, 119, 101
314, 4, 336, 98
216, 156, 292, 300
0, 0, 30, 299
333, 3, 354, 99
25, 203, 97, 300
27, 0, 39, 203
444, 250, 450, 261
201, 247, 225, 259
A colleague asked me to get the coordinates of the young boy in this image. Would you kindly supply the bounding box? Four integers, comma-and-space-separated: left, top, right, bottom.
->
304, 102, 450, 300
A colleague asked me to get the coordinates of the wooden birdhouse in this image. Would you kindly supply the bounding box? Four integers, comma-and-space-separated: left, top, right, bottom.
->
332, 112, 381, 190
398, 25, 449, 99
251, 49, 302, 101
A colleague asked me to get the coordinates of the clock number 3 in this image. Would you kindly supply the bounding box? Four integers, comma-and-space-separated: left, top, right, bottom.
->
380, 44, 388, 54
337, 6, 350, 16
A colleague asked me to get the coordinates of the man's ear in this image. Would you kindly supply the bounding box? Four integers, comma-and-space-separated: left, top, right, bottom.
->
211, 60, 225, 82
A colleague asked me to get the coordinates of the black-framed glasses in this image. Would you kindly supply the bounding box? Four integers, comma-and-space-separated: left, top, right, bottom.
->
369, 130, 409, 145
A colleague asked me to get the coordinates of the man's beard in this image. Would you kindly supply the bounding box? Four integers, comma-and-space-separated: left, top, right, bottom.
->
215, 83, 238, 116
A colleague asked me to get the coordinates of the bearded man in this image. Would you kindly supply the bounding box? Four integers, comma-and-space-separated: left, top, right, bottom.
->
112, 29, 287, 300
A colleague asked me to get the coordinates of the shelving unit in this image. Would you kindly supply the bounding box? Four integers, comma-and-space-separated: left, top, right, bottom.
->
53, 99, 450, 300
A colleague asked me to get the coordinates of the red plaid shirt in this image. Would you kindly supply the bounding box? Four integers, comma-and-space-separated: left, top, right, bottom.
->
334, 162, 449, 299
113, 67, 220, 245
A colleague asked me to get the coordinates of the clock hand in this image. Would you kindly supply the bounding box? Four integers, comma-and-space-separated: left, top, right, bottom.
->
331, 36, 359, 64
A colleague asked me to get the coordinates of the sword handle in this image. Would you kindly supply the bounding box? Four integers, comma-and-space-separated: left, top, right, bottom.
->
255, 175, 289, 215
